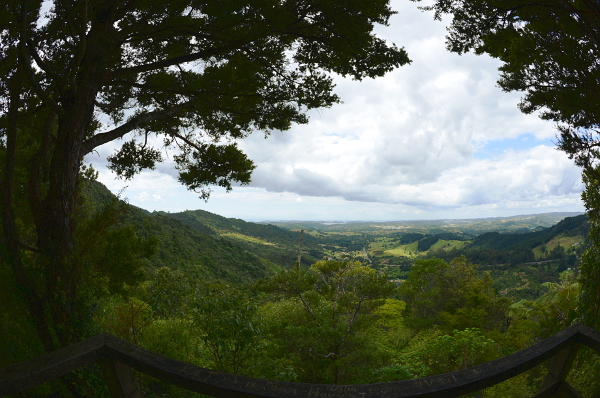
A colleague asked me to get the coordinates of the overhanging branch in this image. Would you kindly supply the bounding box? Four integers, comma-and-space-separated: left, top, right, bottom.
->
81, 103, 189, 154
110, 40, 250, 78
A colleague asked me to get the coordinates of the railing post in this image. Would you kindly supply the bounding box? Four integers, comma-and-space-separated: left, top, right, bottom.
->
532, 343, 581, 398
98, 358, 142, 398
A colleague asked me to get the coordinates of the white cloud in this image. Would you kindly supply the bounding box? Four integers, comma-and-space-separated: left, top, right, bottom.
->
137, 192, 150, 201
231, 0, 575, 216
83, 0, 584, 221
243, 143, 581, 210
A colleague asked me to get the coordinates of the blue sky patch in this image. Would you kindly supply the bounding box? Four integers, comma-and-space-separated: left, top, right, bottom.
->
473, 133, 557, 159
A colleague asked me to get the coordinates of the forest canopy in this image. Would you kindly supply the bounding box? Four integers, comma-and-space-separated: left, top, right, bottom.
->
0, 0, 409, 355
418, 0, 600, 330
3, 0, 600, 396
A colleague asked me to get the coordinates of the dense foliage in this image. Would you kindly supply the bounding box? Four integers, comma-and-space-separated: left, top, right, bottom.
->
2, 0, 599, 395
2, 182, 598, 396
92, 256, 599, 396
398, 257, 509, 331
0, 0, 409, 362
417, 0, 600, 333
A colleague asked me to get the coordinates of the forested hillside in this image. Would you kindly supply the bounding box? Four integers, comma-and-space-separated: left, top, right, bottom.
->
84, 181, 334, 282
85, 177, 586, 297
84, 181, 281, 284
469, 214, 588, 251
165, 210, 326, 268
422, 215, 587, 300
3, 0, 600, 396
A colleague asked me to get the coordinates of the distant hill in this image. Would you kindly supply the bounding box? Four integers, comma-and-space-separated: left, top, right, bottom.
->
267, 212, 584, 235
164, 210, 326, 268
82, 180, 298, 284
469, 214, 588, 251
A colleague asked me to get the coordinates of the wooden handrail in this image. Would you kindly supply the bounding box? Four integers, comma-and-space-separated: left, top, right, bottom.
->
2, 323, 600, 398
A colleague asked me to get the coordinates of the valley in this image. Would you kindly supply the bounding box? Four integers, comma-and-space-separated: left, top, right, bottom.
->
87, 180, 586, 301
5, 180, 586, 394
266, 213, 586, 301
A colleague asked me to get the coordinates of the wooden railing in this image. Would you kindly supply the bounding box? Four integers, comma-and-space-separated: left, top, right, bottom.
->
2, 322, 600, 398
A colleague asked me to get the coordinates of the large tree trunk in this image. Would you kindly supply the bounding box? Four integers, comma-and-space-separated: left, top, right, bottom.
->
36, 72, 103, 348
25, 11, 112, 348
1, 69, 58, 353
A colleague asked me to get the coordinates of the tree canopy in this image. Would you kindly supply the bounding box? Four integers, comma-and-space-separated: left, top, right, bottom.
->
418, 0, 600, 167
398, 257, 509, 331
259, 260, 396, 384
417, 0, 600, 330
0, 0, 409, 353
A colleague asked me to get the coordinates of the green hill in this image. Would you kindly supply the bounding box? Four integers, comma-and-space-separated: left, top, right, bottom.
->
83, 181, 287, 284
83, 179, 586, 299
469, 214, 588, 251
164, 210, 326, 268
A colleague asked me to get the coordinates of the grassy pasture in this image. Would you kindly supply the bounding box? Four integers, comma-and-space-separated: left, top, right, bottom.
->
220, 232, 277, 246
370, 237, 395, 248
371, 239, 470, 258
383, 242, 419, 257
544, 235, 583, 250
532, 235, 584, 259
428, 239, 469, 251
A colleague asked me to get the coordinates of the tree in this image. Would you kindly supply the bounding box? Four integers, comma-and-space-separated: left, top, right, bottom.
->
399, 328, 497, 377
0, 0, 410, 353
398, 257, 509, 331
578, 168, 600, 328
417, 0, 600, 328
190, 285, 263, 375
260, 260, 396, 384
417, 0, 599, 163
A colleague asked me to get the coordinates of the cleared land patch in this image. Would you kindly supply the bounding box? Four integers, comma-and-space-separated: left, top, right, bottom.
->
384, 242, 419, 257
220, 232, 277, 246
532, 235, 583, 259
428, 239, 469, 251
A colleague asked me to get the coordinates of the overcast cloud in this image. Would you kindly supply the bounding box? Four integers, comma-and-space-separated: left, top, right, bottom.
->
87, 0, 585, 221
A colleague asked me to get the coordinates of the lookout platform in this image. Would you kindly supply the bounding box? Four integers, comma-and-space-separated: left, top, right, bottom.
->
2, 322, 599, 397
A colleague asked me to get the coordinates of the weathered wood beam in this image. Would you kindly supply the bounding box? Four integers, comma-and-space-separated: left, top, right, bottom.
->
575, 323, 600, 354
99, 324, 585, 398
98, 357, 142, 398
2, 324, 600, 398
0, 333, 105, 396
532, 343, 579, 398
533, 379, 584, 398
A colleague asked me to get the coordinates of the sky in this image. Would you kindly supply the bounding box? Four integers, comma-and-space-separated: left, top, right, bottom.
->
85, 0, 585, 222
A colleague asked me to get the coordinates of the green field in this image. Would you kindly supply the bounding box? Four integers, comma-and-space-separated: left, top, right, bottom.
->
428, 239, 469, 251
532, 235, 584, 259
370, 239, 469, 258
220, 232, 277, 246
383, 242, 419, 257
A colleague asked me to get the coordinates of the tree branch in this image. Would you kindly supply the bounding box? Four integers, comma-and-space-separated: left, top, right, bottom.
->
297, 292, 321, 327
19, 20, 62, 114
81, 103, 189, 154
167, 130, 203, 152
111, 41, 251, 78
26, 39, 68, 92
